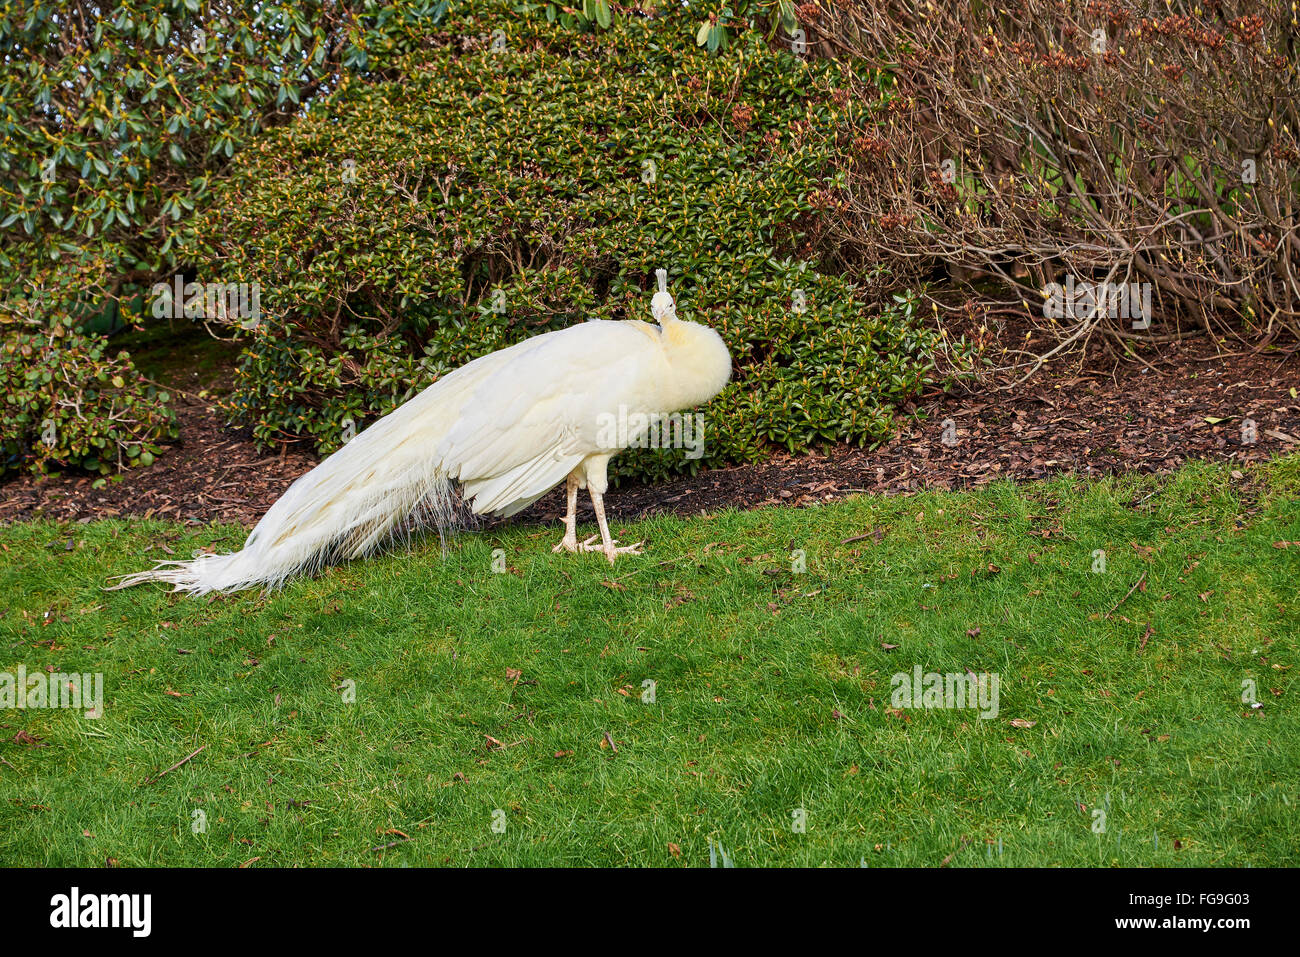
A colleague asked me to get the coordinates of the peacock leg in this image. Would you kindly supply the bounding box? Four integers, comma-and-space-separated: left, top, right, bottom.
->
551, 471, 583, 553
582, 488, 644, 564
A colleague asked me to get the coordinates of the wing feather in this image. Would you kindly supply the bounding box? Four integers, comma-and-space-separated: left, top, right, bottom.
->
436, 321, 666, 515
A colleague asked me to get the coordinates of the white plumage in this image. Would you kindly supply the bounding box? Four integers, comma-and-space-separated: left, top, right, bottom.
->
110, 271, 732, 594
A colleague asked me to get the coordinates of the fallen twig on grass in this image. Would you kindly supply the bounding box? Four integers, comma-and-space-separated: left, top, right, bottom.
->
1139, 623, 1154, 653
1106, 573, 1147, 619
142, 744, 206, 785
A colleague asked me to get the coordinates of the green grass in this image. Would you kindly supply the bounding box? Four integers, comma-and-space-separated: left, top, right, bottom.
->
1, 458, 1298, 867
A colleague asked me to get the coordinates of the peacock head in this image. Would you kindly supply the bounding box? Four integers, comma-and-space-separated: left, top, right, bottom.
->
651, 268, 677, 325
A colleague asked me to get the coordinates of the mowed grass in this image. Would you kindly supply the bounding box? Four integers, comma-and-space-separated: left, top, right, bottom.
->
1, 458, 1297, 867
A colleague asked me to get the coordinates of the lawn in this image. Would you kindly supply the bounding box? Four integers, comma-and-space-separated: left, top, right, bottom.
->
1, 458, 1297, 867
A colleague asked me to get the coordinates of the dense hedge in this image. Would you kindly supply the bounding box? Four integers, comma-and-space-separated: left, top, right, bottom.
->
1, 0, 452, 281
185, 5, 958, 482
0, 263, 179, 476
0, 293, 176, 477
0, 0, 453, 475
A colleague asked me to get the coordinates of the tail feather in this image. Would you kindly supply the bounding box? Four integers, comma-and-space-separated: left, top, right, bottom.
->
108, 362, 499, 595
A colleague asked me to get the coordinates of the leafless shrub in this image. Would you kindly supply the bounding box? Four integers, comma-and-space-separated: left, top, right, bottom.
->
809, 0, 1299, 370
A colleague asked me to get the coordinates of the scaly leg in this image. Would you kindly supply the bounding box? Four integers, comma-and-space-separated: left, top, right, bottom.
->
551, 471, 583, 553
582, 487, 643, 564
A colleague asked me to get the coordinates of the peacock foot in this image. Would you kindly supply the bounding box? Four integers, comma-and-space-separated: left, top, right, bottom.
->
581, 537, 644, 564
552, 532, 584, 553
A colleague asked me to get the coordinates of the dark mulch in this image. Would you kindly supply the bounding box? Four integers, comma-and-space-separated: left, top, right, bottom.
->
2, 333, 1297, 531
594, 337, 1300, 522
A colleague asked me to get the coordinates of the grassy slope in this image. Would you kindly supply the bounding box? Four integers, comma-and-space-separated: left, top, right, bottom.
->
1, 459, 1297, 867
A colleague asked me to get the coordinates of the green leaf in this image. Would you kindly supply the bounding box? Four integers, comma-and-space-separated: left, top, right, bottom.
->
779, 0, 799, 34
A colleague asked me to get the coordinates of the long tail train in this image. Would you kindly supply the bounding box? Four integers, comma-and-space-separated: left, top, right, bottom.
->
107, 354, 509, 595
